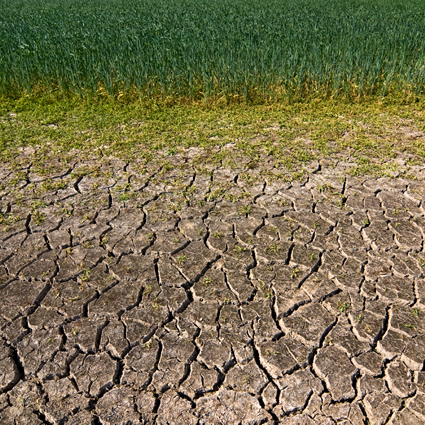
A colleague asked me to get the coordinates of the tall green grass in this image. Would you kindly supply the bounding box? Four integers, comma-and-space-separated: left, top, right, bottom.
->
1, 0, 425, 101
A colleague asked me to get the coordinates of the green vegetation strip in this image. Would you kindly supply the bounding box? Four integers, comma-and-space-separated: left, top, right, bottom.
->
1, 0, 425, 101
1, 95, 425, 179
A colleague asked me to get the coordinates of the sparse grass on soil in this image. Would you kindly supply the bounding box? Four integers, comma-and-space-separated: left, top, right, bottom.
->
1, 94, 425, 179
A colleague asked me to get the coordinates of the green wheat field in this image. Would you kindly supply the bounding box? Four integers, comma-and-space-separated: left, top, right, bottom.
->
2, 0, 425, 102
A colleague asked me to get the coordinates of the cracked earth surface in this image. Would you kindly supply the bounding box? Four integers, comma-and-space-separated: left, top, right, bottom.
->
1, 146, 425, 425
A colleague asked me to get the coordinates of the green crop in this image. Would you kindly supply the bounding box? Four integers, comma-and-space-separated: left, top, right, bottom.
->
1, 0, 425, 102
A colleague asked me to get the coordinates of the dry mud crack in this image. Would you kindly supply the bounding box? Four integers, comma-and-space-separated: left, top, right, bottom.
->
1, 149, 425, 424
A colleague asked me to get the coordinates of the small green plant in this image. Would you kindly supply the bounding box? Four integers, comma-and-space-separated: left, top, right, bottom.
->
0, 213, 20, 226
239, 205, 251, 215
100, 235, 108, 247
337, 196, 347, 209
308, 252, 316, 262
224, 193, 237, 202
268, 225, 278, 233
414, 254, 425, 266
32, 211, 46, 225
143, 284, 153, 296
258, 280, 272, 299
81, 214, 91, 224
265, 242, 280, 254
184, 185, 196, 196
233, 245, 247, 258
31, 200, 47, 211
336, 300, 350, 313
119, 193, 131, 202
62, 207, 73, 216
176, 255, 189, 265
203, 277, 213, 286
412, 308, 420, 317
207, 188, 224, 201
317, 184, 329, 193
80, 268, 91, 282
212, 231, 224, 239
82, 240, 94, 249
41, 179, 68, 192
291, 268, 300, 279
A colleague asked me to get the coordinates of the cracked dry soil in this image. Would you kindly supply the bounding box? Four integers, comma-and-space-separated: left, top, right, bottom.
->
1, 147, 425, 425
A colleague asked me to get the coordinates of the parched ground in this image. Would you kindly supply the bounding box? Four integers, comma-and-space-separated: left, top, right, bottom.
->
1, 145, 425, 425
